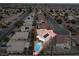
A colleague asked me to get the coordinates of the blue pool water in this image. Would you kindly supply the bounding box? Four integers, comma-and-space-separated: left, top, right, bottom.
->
34, 43, 42, 52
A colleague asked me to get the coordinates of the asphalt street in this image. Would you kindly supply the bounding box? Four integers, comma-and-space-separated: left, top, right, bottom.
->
47, 15, 70, 35
0, 12, 29, 45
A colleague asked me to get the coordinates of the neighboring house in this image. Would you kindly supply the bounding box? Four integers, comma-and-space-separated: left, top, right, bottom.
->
7, 32, 29, 54
23, 22, 33, 26
68, 16, 76, 20
7, 40, 25, 54
37, 13, 50, 29
53, 35, 71, 50
20, 14, 34, 32
20, 25, 32, 32
11, 32, 29, 40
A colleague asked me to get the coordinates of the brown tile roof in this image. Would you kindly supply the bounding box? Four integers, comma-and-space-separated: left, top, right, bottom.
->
54, 35, 71, 44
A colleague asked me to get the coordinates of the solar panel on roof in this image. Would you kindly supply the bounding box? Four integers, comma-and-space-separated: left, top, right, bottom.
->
43, 33, 49, 38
